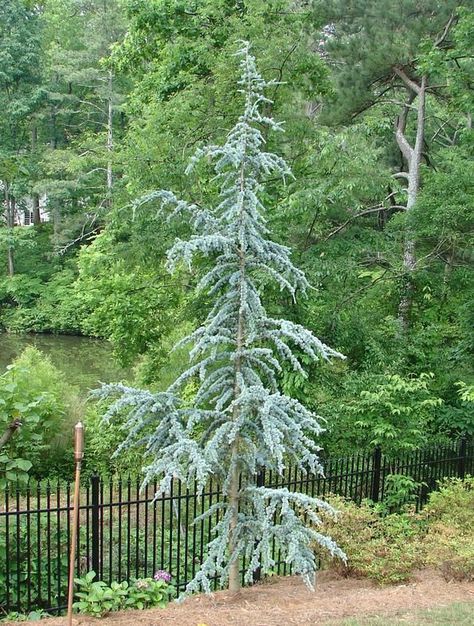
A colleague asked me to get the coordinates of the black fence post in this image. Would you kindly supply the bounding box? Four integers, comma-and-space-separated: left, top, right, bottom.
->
252, 469, 265, 584
458, 436, 467, 480
371, 446, 382, 503
91, 474, 100, 578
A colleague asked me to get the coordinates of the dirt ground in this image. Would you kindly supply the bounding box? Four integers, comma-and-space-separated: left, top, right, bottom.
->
7, 569, 474, 626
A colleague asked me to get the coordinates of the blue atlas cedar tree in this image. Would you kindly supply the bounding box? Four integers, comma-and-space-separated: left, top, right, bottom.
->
97, 42, 346, 594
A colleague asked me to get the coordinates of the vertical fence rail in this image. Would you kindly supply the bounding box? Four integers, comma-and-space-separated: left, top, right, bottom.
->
91, 474, 100, 578
0, 438, 472, 615
370, 446, 382, 502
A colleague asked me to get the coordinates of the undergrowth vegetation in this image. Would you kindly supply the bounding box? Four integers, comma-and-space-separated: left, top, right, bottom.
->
318, 477, 474, 584
0, 347, 81, 484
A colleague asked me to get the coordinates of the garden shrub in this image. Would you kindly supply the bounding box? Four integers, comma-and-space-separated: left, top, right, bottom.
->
0, 347, 63, 484
317, 478, 474, 584
316, 496, 423, 584
381, 474, 423, 513
421, 477, 474, 581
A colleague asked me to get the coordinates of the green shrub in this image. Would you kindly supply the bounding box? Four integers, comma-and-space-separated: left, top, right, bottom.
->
318, 478, 474, 585
422, 476, 474, 527
0, 346, 85, 481
0, 516, 69, 611
421, 476, 474, 581
124, 577, 172, 610
317, 496, 423, 584
381, 474, 424, 513
73, 573, 128, 617
82, 402, 149, 478
322, 372, 445, 457
347, 373, 443, 456
0, 347, 65, 485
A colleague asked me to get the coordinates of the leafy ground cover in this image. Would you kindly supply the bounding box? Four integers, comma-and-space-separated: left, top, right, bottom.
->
3, 570, 473, 625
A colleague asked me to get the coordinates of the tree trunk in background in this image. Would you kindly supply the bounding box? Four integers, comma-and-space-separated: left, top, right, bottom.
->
31, 127, 41, 225
32, 193, 41, 226
394, 71, 427, 332
106, 70, 113, 210
5, 184, 15, 276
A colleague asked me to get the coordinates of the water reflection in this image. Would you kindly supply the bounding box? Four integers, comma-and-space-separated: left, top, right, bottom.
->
0, 333, 130, 392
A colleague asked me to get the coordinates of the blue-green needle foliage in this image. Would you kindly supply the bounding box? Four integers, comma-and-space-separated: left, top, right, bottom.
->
98, 42, 346, 593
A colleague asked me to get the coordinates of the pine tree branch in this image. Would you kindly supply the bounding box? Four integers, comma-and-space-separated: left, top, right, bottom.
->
323, 202, 405, 242
350, 85, 394, 120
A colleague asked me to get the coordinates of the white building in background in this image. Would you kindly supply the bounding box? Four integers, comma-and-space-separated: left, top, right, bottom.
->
9, 196, 50, 226
16, 195, 50, 226
0, 180, 50, 226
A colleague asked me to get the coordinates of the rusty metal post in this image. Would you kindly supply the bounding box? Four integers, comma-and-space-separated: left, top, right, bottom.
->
67, 422, 84, 626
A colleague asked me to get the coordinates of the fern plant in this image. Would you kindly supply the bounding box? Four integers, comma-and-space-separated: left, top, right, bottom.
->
98, 42, 345, 593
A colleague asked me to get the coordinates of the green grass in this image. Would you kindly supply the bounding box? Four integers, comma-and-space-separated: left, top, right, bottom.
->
337, 602, 474, 625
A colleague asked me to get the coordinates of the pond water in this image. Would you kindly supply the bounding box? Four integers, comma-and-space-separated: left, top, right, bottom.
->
0, 333, 130, 392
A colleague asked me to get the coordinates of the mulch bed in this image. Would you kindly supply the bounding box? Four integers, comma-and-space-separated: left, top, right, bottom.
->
6, 569, 474, 625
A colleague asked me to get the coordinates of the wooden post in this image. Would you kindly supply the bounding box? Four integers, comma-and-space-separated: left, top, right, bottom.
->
67, 422, 84, 626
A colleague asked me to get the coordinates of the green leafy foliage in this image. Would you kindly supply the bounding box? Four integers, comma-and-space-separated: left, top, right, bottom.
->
350, 373, 441, 451
382, 474, 425, 513
0, 0, 472, 474
322, 372, 445, 456
123, 577, 172, 610
0, 516, 69, 611
0, 609, 49, 622
73, 572, 128, 617
0, 347, 67, 485
73, 571, 174, 617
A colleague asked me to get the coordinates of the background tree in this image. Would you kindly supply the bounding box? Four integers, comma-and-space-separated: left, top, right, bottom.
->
312, 0, 471, 329
0, 0, 42, 275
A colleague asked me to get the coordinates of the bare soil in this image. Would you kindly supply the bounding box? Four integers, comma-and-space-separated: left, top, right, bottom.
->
7, 569, 474, 626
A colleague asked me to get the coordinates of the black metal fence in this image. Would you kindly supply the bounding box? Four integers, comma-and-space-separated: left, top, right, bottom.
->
0, 437, 472, 615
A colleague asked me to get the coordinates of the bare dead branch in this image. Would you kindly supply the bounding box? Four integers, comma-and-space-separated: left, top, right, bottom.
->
434, 13, 457, 48
394, 67, 421, 95
0, 419, 22, 451
392, 172, 410, 181
57, 225, 101, 255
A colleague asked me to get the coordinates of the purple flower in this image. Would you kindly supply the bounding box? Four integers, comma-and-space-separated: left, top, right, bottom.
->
154, 570, 172, 583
